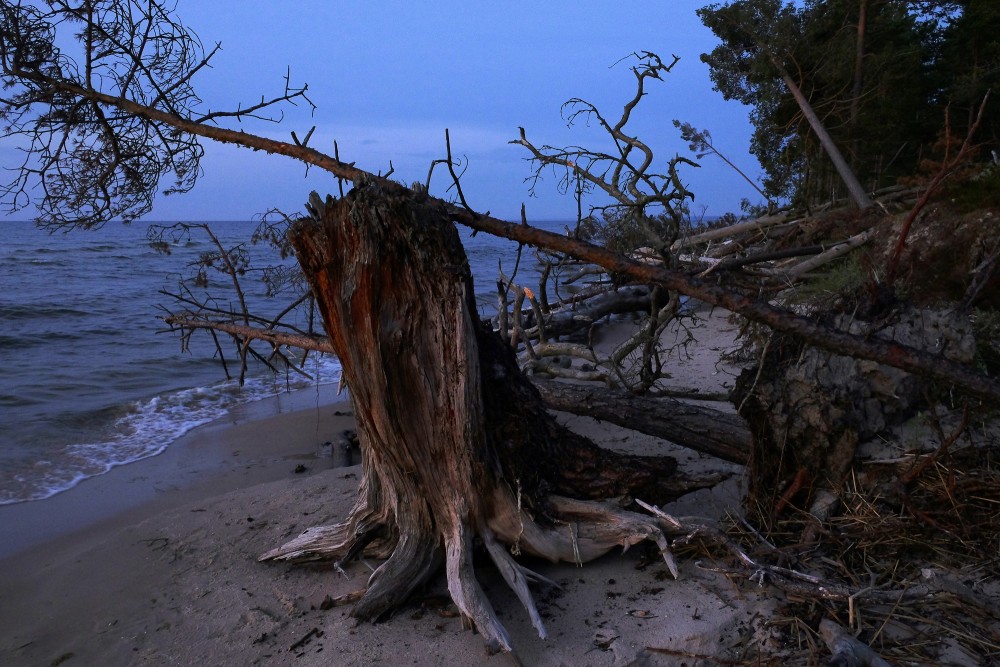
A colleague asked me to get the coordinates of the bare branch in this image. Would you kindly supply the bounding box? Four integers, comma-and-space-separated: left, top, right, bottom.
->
164, 315, 333, 354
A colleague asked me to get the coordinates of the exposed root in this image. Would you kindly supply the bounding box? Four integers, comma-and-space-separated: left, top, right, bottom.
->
259, 471, 394, 563
544, 496, 679, 579
259, 523, 353, 562
480, 525, 558, 640
445, 519, 512, 655
262, 484, 696, 655
353, 528, 442, 620
262, 479, 1000, 663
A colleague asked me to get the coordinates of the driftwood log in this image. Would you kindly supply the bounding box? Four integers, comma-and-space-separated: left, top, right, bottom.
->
533, 380, 750, 465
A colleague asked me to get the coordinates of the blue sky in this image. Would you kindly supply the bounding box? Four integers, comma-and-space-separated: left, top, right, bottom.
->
8, 1, 764, 223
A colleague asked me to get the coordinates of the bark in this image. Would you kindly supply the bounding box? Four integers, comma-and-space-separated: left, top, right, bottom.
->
260, 183, 715, 655
533, 380, 751, 465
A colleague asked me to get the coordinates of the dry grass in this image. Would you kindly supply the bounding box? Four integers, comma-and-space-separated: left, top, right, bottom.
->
692, 432, 1000, 665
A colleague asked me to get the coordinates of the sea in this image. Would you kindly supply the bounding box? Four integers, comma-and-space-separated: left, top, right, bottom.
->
0, 218, 566, 506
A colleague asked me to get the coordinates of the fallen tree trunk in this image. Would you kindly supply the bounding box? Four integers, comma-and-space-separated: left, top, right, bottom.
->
47, 50, 997, 402
452, 209, 1000, 403
260, 183, 718, 656
517, 285, 651, 339
160, 312, 751, 465
534, 380, 751, 465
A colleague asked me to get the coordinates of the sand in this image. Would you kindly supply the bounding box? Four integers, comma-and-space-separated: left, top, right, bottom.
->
0, 308, 771, 667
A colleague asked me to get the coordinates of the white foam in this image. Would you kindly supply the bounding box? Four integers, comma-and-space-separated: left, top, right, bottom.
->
0, 355, 343, 505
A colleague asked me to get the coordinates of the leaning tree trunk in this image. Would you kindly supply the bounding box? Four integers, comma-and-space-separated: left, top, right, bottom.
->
260, 181, 713, 654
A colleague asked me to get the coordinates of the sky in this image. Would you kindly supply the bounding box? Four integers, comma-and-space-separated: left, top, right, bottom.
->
5, 0, 764, 223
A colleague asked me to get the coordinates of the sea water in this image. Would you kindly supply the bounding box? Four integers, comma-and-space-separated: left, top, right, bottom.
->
0, 218, 563, 505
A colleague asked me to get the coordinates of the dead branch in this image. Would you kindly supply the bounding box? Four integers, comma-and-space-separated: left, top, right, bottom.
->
453, 211, 1000, 403
4, 9, 999, 402
819, 619, 893, 667
163, 315, 333, 354
639, 500, 1000, 613
699, 244, 825, 276
765, 230, 873, 279
672, 210, 795, 251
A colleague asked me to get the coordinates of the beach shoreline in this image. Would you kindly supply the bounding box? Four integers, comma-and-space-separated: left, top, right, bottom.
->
0, 308, 758, 666
0, 383, 353, 561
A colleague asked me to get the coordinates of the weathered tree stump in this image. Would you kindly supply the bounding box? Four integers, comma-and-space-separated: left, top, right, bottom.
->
260, 182, 713, 654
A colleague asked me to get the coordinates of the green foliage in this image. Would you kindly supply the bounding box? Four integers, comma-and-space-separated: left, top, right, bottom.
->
934, 0, 1000, 145
697, 0, 998, 207
674, 119, 772, 204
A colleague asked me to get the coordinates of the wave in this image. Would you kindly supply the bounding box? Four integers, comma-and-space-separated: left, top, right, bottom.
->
0, 304, 91, 320
0, 355, 343, 505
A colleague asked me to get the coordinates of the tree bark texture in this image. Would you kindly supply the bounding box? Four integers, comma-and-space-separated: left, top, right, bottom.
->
262, 183, 710, 654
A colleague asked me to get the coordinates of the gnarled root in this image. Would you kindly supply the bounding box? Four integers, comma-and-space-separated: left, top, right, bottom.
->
486, 492, 680, 579
260, 485, 690, 655
445, 519, 513, 654
259, 463, 394, 563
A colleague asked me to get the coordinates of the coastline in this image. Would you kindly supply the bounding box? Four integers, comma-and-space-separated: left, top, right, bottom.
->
0, 309, 758, 666
0, 383, 352, 560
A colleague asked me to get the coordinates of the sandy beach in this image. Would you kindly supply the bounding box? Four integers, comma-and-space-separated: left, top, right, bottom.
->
0, 310, 773, 667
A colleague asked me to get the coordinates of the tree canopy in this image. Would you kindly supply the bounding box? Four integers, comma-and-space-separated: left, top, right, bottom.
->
698, 0, 999, 206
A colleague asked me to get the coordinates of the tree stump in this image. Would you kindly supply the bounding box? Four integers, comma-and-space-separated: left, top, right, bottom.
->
260, 181, 712, 654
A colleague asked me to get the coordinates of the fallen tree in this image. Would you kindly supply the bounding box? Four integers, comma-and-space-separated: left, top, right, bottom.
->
6, 2, 1000, 661
162, 311, 753, 467
533, 379, 750, 465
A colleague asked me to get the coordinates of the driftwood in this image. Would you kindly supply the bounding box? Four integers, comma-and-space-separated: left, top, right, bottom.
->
819, 619, 893, 667
767, 230, 873, 279
502, 285, 651, 341
453, 211, 1000, 403
671, 210, 796, 250
534, 380, 750, 465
